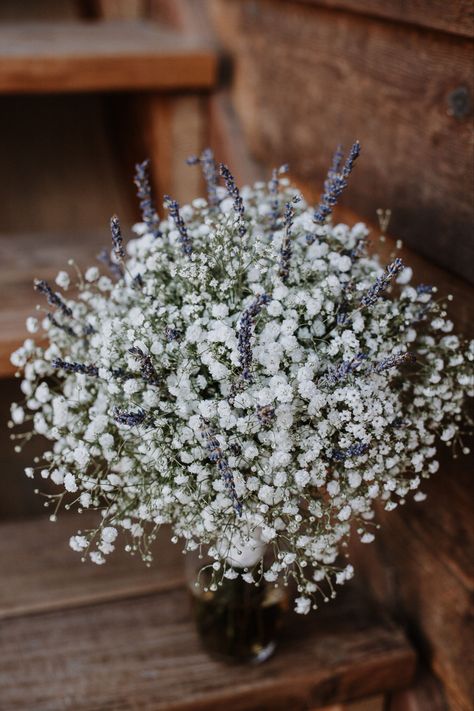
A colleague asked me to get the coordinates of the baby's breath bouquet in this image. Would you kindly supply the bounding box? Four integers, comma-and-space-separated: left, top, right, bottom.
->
10, 145, 473, 616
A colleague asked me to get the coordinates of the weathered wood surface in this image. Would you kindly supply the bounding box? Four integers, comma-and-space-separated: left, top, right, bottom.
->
296, 0, 474, 38
0, 513, 416, 711
0, 20, 217, 93
0, 513, 182, 620
209, 0, 474, 284
388, 672, 448, 711
351, 445, 474, 711
0, 229, 108, 377
0, 94, 136, 234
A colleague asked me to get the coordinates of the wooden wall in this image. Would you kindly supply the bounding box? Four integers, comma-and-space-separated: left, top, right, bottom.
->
208, 0, 474, 284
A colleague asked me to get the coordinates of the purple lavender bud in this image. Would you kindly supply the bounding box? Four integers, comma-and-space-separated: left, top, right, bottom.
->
269, 164, 289, 233
331, 441, 368, 461
52, 358, 99, 377
134, 159, 162, 239
219, 163, 247, 239
97, 248, 124, 280
238, 294, 270, 382
416, 284, 434, 295
360, 258, 404, 307
47, 314, 76, 338
342, 141, 361, 178
372, 352, 416, 374
187, 148, 219, 208
110, 215, 125, 261
313, 141, 360, 226
256, 404, 275, 426
165, 326, 181, 342
279, 196, 300, 282
114, 407, 151, 427
199, 418, 242, 516
164, 196, 192, 257
34, 279, 73, 318
129, 346, 160, 386
322, 352, 367, 385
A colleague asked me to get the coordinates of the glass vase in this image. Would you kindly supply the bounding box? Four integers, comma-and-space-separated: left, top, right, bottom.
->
185, 546, 289, 664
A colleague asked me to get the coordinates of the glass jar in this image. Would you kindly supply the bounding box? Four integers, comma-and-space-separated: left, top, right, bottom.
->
185, 544, 289, 664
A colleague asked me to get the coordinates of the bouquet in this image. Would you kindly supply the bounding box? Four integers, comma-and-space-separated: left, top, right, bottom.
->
10, 144, 473, 614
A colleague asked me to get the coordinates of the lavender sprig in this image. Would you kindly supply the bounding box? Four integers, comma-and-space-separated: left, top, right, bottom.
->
47, 314, 76, 338
313, 141, 360, 226
134, 159, 162, 239
279, 196, 300, 282
330, 441, 368, 462
256, 404, 275, 426
97, 248, 124, 280
187, 148, 219, 208
110, 215, 125, 261
360, 258, 404, 307
34, 280, 72, 317
165, 196, 193, 257
199, 418, 242, 516
219, 163, 246, 239
238, 294, 270, 382
269, 164, 289, 232
52, 358, 99, 377
371, 352, 416, 374
165, 326, 181, 342
114, 407, 152, 427
129, 346, 160, 386
321, 352, 367, 385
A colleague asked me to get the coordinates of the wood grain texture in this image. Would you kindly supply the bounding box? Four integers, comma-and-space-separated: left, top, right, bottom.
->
0, 20, 217, 93
137, 94, 207, 205
388, 672, 448, 711
209, 0, 474, 284
0, 95, 134, 234
0, 513, 182, 620
0, 514, 416, 710
0, 589, 415, 711
295, 0, 474, 38
351, 447, 474, 711
0, 229, 110, 377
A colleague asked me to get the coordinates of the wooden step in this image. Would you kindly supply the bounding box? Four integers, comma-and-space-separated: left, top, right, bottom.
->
0, 512, 416, 710
0, 20, 218, 93
0, 229, 106, 376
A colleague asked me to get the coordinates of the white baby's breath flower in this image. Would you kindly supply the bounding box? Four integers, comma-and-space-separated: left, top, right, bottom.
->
9, 156, 472, 617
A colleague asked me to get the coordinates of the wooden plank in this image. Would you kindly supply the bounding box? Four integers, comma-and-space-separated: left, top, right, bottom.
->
0, 20, 217, 93
0, 229, 110, 377
0, 94, 135, 234
388, 673, 447, 711
295, 0, 474, 39
351, 444, 474, 711
315, 695, 384, 711
137, 93, 207, 204
94, 0, 147, 19
209, 0, 474, 284
0, 541, 416, 710
209, 91, 264, 186
0, 0, 79, 21
0, 512, 183, 620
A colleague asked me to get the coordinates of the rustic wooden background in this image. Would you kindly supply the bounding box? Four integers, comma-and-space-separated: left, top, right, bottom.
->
208, 0, 474, 285
0, 1, 473, 709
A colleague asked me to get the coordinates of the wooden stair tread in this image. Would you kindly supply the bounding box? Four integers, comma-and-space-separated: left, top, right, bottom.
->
0, 229, 107, 376
0, 512, 416, 710
0, 20, 218, 93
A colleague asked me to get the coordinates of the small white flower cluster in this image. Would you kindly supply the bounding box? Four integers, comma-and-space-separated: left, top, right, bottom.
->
9, 153, 474, 614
